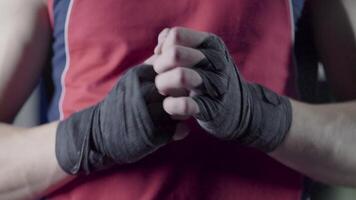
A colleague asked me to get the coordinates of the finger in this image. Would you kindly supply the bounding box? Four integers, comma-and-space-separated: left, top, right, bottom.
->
153, 45, 204, 74
155, 67, 202, 96
172, 122, 190, 141
161, 27, 210, 52
158, 28, 171, 43
163, 96, 200, 116
143, 54, 158, 65
154, 28, 170, 55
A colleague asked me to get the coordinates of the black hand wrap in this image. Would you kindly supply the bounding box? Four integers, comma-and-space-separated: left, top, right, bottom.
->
192, 35, 292, 152
56, 64, 177, 175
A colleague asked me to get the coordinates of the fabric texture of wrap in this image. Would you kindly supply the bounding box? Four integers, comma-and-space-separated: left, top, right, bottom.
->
56, 64, 177, 175
192, 35, 292, 152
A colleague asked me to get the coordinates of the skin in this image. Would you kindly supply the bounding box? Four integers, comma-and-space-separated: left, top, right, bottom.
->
0, 122, 73, 200
0, 0, 356, 199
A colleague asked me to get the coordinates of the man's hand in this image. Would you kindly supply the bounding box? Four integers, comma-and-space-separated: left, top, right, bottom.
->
153, 27, 292, 152
56, 64, 179, 175
153, 28, 206, 119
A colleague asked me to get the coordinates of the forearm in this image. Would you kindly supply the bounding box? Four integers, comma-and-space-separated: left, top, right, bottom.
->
271, 100, 356, 187
0, 122, 73, 200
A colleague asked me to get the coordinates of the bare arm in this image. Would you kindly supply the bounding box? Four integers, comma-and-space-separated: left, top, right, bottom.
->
270, 0, 356, 187
0, 123, 72, 200
0, 1, 73, 199
271, 101, 356, 187
0, 0, 50, 122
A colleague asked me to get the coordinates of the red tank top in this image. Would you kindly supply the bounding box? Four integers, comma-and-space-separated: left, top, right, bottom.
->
47, 0, 303, 199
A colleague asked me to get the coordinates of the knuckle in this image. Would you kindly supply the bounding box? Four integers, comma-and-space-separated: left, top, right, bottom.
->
174, 67, 186, 87
169, 27, 181, 44
169, 46, 181, 61
154, 76, 166, 94
159, 28, 169, 39
154, 75, 162, 88
153, 63, 161, 73
178, 98, 189, 115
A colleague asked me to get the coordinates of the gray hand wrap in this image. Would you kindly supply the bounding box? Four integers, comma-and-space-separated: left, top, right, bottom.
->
56, 64, 176, 175
192, 35, 292, 152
